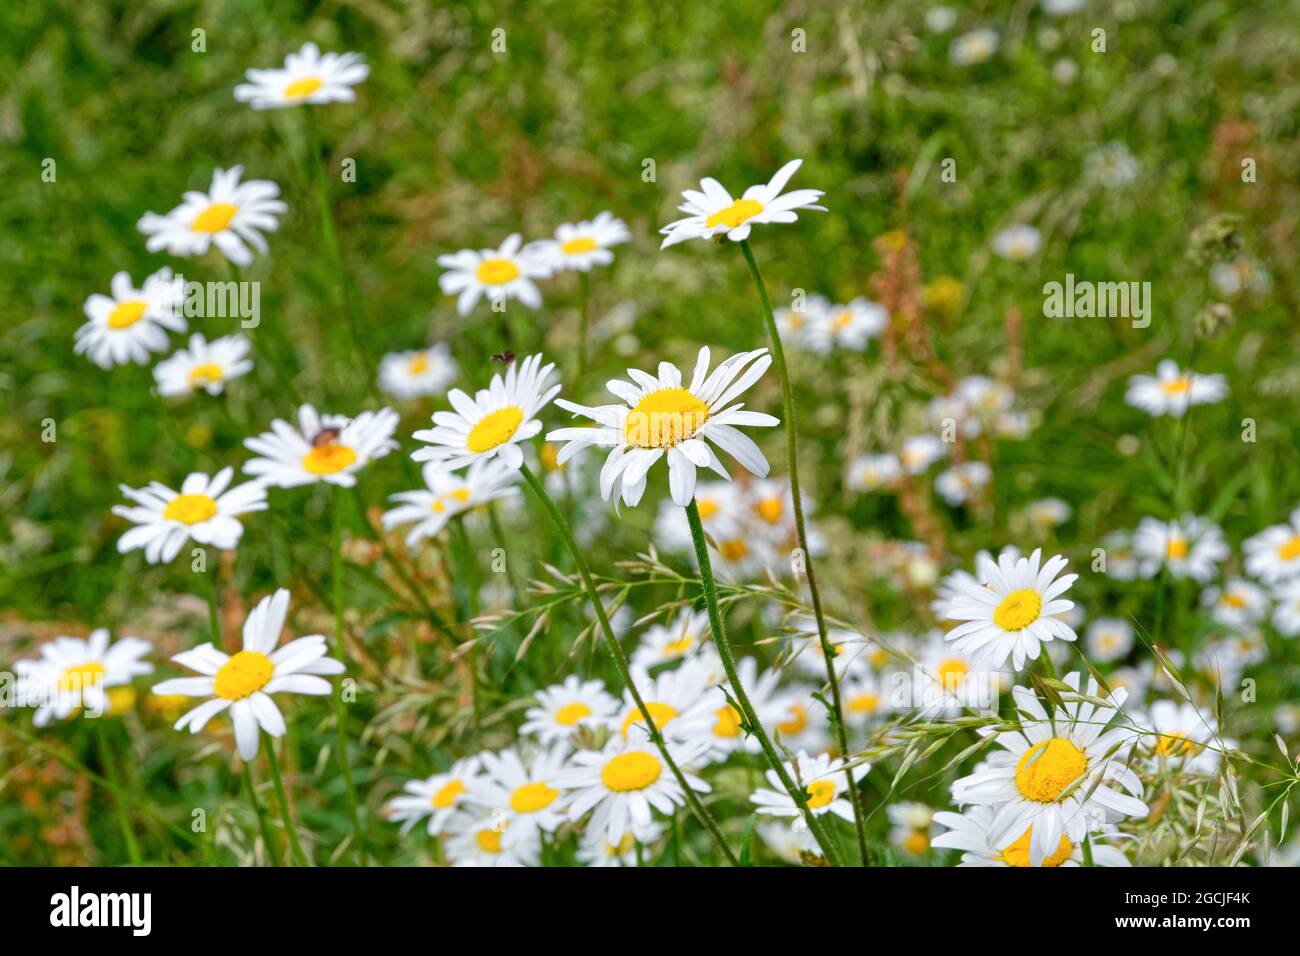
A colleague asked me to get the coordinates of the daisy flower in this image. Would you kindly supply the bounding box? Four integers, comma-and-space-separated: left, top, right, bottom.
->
932, 804, 1132, 867
520, 676, 619, 744
378, 344, 458, 400
233, 42, 369, 110
380, 459, 519, 547
951, 673, 1147, 867
846, 453, 901, 493
758, 821, 819, 864
899, 434, 947, 474
910, 631, 1008, 718
1201, 578, 1269, 629
1133, 514, 1228, 582
1101, 530, 1140, 581
887, 802, 936, 857
659, 159, 826, 248
445, 812, 540, 868
243, 403, 399, 488
1025, 497, 1071, 531
750, 750, 868, 824
555, 736, 711, 845
529, 211, 631, 272
1085, 617, 1134, 663
1086, 141, 1140, 188
576, 820, 663, 867
774, 294, 828, 351
1271, 579, 1300, 637
631, 609, 711, 671
992, 223, 1041, 260
138, 166, 287, 267
467, 746, 571, 834
113, 467, 266, 564
383, 756, 483, 837
1243, 507, 1300, 584
152, 589, 343, 761
1137, 700, 1224, 774
1125, 359, 1228, 418
15, 630, 152, 726
75, 269, 185, 369
547, 346, 779, 507
412, 353, 558, 471
701, 657, 784, 760
1195, 630, 1266, 687
841, 669, 892, 728
437, 234, 550, 315
768, 686, 832, 754
942, 548, 1079, 670
950, 27, 999, 65
617, 660, 723, 748
808, 298, 888, 352
935, 461, 991, 506
153, 332, 253, 397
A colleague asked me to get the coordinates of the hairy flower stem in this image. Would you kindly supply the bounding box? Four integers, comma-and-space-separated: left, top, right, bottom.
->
685, 498, 844, 865
264, 733, 310, 866
738, 238, 867, 864
518, 462, 739, 866
330, 486, 367, 864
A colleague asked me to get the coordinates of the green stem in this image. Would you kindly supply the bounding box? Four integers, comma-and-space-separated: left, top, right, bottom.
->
205, 555, 222, 650
518, 462, 739, 865
1154, 336, 1202, 648
685, 498, 843, 866
575, 270, 591, 395
330, 485, 367, 864
264, 733, 310, 866
244, 765, 282, 866
737, 238, 867, 864
94, 721, 142, 865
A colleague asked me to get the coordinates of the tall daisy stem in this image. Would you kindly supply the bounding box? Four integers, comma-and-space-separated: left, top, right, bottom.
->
575, 271, 591, 395
205, 556, 222, 650
94, 721, 142, 865
685, 499, 843, 866
517, 462, 740, 866
330, 485, 367, 864
244, 766, 282, 866
264, 733, 310, 866
738, 238, 867, 864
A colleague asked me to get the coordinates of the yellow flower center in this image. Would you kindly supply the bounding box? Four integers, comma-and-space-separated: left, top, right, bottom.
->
432, 779, 466, 809
705, 198, 764, 230
107, 686, 137, 714
805, 779, 836, 809
163, 493, 218, 525
662, 634, 694, 657
935, 658, 969, 691
755, 497, 783, 524
1015, 738, 1088, 803
1221, 592, 1247, 608
778, 704, 807, 736
601, 751, 662, 792
187, 362, 224, 387
510, 782, 559, 813
993, 589, 1042, 631
713, 704, 742, 738
554, 702, 592, 726
1278, 536, 1300, 562
303, 443, 358, 475
561, 237, 597, 255
284, 76, 323, 98
59, 661, 106, 692
848, 693, 879, 714
476, 828, 503, 853
408, 353, 430, 374
833, 310, 853, 330
192, 202, 238, 234
999, 826, 1074, 867
607, 833, 636, 857
1161, 377, 1191, 395
696, 497, 719, 519
1166, 536, 1188, 559
1154, 734, 1200, 758
625, 388, 710, 449
213, 650, 274, 701
466, 406, 524, 453
107, 300, 147, 330
621, 701, 678, 738
476, 257, 520, 285
719, 538, 749, 561
904, 830, 929, 855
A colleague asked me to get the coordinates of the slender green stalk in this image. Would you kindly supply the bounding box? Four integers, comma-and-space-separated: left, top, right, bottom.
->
518, 462, 739, 865
1153, 336, 1202, 647
244, 766, 282, 866
330, 485, 367, 863
737, 238, 867, 863
684, 499, 843, 865
205, 556, 222, 650
94, 721, 142, 865
575, 270, 591, 395
264, 733, 310, 866
488, 500, 528, 607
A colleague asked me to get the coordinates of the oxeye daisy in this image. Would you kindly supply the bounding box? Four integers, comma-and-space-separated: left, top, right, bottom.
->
1243, 507, 1300, 584
1133, 514, 1228, 582
841, 669, 892, 728
616, 660, 723, 748
14, 629, 152, 726
887, 802, 936, 857
659, 159, 826, 248
991, 223, 1041, 260
412, 353, 558, 471
576, 820, 663, 867
445, 812, 540, 867
383, 756, 483, 837
1085, 617, 1134, 663
1200, 577, 1269, 629
152, 589, 343, 761
775, 294, 829, 351
555, 736, 711, 845
233, 42, 369, 110
950, 673, 1148, 867
1137, 700, 1224, 774
631, 609, 711, 671
1195, 630, 1266, 687
137, 166, 287, 267
932, 804, 1132, 867
529, 211, 631, 272
243, 403, 399, 488
913, 631, 1007, 717
941, 548, 1079, 670
899, 434, 947, 474
113, 467, 266, 564
758, 820, 820, 864
547, 346, 779, 507
808, 297, 888, 352
750, 750, 869, 824
1125, 359, 1228, 417
950, 27, 999, 65
153, 332, 253, 397
1271, 579, 1300, 637
437, 234, 550, 315
467, 746, 571, 834
935, 461, 992, 506
700, 657, 784, 760
377, 344, 457, 400
520, 676, 619, 744
75, 268, 185, 369
846, 453, 901, 493
380, 459, 519, 547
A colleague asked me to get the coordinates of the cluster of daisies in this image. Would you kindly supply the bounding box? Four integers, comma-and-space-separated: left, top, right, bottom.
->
775, 294, 888, 355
